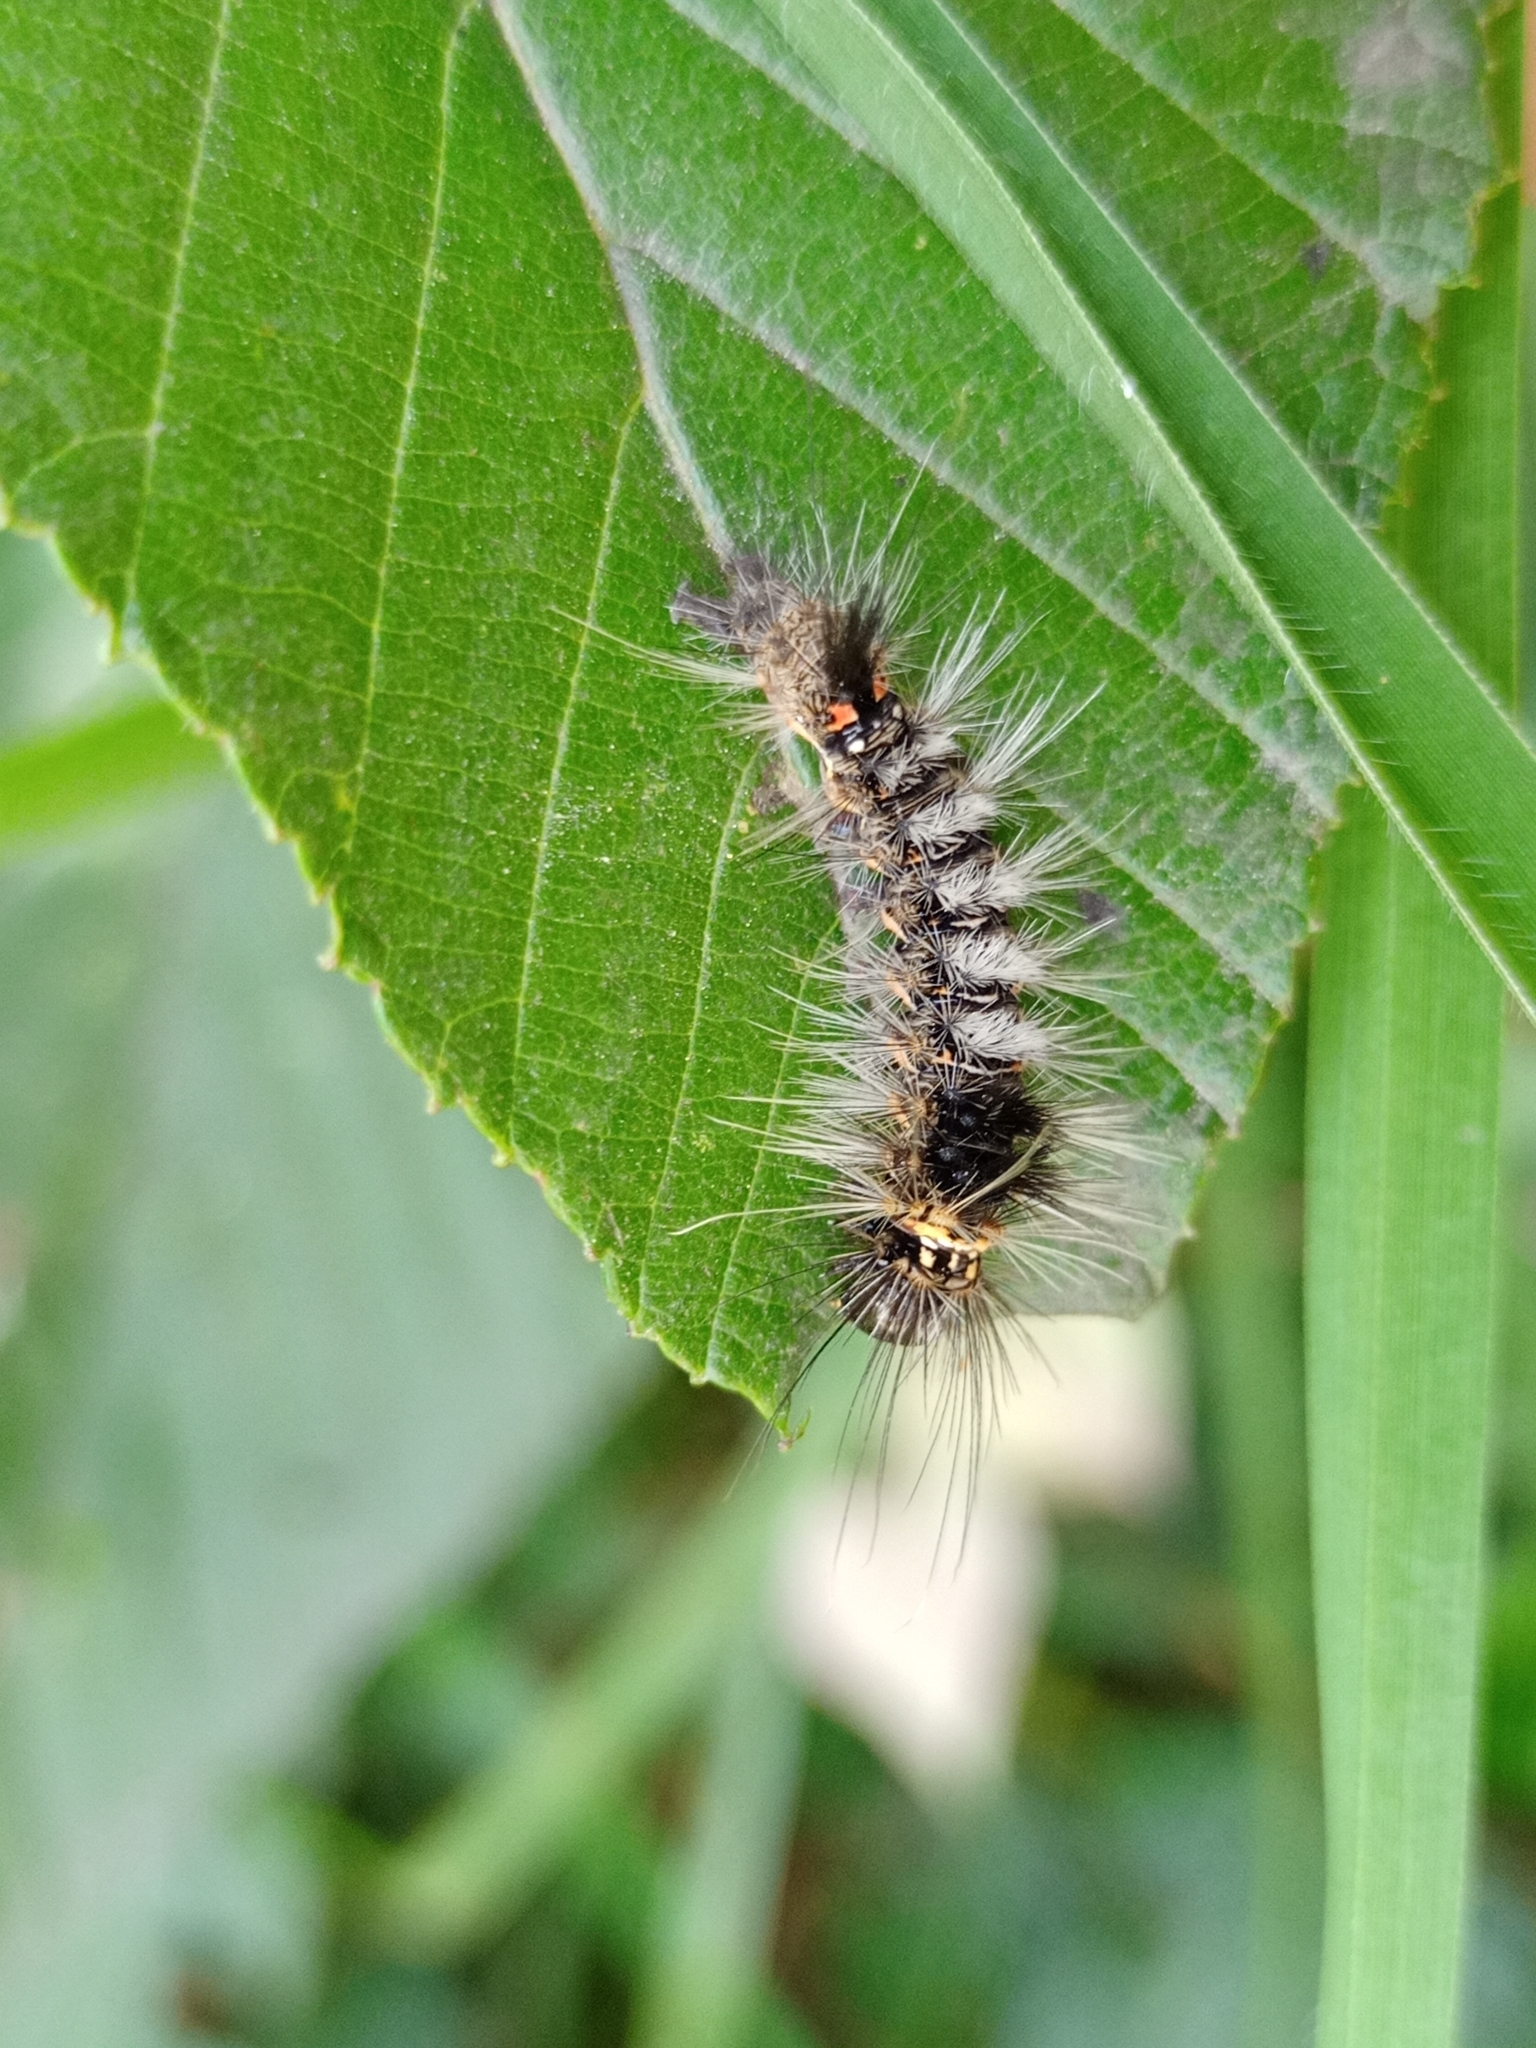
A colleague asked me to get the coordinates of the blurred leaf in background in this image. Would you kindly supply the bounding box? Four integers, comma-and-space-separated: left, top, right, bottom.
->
0, 530, 652, 2045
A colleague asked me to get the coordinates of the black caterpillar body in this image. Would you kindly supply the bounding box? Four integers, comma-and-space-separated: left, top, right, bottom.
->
673, 550, 1124, 1395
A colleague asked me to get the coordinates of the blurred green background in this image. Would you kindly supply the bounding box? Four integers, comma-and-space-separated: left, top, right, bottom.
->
3, 523, 1536, 2048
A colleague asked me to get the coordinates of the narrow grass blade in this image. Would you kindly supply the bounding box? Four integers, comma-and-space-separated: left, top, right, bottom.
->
333, 1608, 819, 2039
363, 1454, 792, 1959
1303, 63, 1516, 2030
1188, 1013, 1321, 2047
632, 1615, 806, 2048
753, 0, 1536, 1019
363, 1341, 860, 1961
1307, 797, 1502, 2048
0, 694, 217, 860
564, 1801, 820, 2048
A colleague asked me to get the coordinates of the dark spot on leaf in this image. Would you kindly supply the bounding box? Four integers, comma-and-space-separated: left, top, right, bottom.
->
1077, 888, 1127, 939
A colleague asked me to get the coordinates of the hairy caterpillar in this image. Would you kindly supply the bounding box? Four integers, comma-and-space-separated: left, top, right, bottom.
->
672, 539, 1142, 1443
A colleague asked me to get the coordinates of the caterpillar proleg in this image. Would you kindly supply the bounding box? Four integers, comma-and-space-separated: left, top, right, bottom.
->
672, 537, 1145, 1448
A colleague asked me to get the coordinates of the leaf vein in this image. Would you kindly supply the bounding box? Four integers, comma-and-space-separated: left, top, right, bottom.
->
126, 0, 235, 615
637, 751, 765, 1309
503, 386, 647, 1137
703, 947, 829, 1383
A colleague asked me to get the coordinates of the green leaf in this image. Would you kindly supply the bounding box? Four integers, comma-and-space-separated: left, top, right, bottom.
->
1306, 795, 1502, 2048
1045, 0, 1497, 322
0, 791, 646, 2043
0, 0, 1510, 1409
1301, 65, 1517, 2040
752, 0, 1536, 1020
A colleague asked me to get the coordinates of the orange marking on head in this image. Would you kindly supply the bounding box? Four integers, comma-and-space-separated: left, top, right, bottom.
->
825, 701, 859, 733
872, 675, 889, 700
